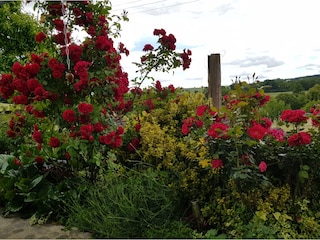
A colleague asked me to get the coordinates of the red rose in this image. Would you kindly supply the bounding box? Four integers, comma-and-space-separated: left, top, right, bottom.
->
0, 73, 13, 86
53, 18, 64, 31
6, 130, 16, 138
78, 102, 94, 115
168, 84, 175, 93
280, 109, 308, 123
80, 124, 94, 139
95, 35, 112, 51
14, 158, 22, 166
128, 137, 140, 152
94, 122, 104, 132
66, 44, 83, 63
49, 137, 61, 148
288, 132, 311, 147
13, 95, 28, 105
35, 32, 46, 43
62, 109, 77, 123
111, 135, 122, 148
160, 33, 176, 50
35, 156, 44, 164
212, 159, 223, 169
135, 123, 141, 132
196, 105, 208, 117
155, 80, 162, 91
182, 124, 190, 135
247, 123, 266, 140
65, 152, 71, 160
32, 130, 43, 144
143, 44, 154, 51
27, 79, 42, 92
180, 49, 192, 70
208, 122, 229, 139
153, 28, 166, 36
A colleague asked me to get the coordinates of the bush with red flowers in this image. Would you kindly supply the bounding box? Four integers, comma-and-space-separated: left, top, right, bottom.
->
0, 0, 191, 219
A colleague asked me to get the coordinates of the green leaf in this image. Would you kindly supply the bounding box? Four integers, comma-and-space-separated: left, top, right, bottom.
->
30, 175, 44, 189
299, 170, 309, 180
0, 154, 13, 174
24, 192, 37, 203
302, 165, 310, 171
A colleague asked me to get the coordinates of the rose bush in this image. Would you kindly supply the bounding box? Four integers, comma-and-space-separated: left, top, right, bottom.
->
0, 0, 191, 218
117, 77, 320, 237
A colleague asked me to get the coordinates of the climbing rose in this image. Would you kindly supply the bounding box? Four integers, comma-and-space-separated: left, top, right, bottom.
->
180, 49, 192, 70
95, 35, 112, 51
35, 32, 46, 43
35, 156, 44, 164
143, 44, 154, 51
49, 137, 61, 148
32, 130, 43, 144
62, 109, 77, 123
78, 102, 93, 115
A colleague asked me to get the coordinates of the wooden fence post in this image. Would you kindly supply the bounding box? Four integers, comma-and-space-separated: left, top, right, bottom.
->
208, 54, 221, 109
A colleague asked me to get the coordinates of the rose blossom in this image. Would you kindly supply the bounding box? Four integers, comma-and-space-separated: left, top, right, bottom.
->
78, 102, 94, 115
212, 159, 223, 169
207, 122, 229, 139
259, 161, 267, 172
247, 123, 267, 140
49, 137, 61, 148
287, 132, 311, 147
62, 109, 77, 123
280, 109, 308, 123
35, 32, 46, 43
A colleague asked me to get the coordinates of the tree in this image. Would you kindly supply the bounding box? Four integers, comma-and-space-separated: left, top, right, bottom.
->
260, 97, 290, 120
0, 1, 43, 73
306, 84, 320, 101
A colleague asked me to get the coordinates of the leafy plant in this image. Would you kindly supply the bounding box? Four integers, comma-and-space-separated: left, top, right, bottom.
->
66, 169, 192, 238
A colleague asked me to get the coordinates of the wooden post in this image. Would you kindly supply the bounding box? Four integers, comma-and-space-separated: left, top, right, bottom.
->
208, 54, 221, 109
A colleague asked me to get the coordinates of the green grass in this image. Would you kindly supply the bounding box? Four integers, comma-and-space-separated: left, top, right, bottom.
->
266, 91, 291, 98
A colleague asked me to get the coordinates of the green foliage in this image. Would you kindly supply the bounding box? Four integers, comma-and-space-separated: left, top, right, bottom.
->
0, 114, 14, 154
260, 97, 290, 120
0, 1, 43, 73
257, 75, 320, 93
0, 153, 88, 219
276, 92, 307, 109
66, 169, 193, 239
306, 84, 320, 101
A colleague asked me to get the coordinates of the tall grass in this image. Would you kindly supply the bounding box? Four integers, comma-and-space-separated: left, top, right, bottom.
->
65, 169, 193, 238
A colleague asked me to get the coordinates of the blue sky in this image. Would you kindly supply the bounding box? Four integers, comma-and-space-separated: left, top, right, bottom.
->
23, 0, 320, 88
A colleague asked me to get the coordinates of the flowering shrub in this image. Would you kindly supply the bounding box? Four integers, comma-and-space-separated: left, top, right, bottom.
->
0, 1, 130, 184
117, 78, 320, 237
0, 0, 190, 217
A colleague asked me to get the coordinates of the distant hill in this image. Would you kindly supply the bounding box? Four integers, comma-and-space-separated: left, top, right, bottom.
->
258, 74, 320, 92
182, 74, 320, 94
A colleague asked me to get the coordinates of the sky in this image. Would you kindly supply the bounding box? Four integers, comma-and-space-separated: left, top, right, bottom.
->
23, 0, 320, 88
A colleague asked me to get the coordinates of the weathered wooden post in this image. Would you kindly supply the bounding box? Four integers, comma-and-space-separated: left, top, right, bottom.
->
208, 54, 221, 109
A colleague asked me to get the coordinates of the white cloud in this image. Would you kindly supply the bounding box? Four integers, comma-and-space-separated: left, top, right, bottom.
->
22, 0, 320, 87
